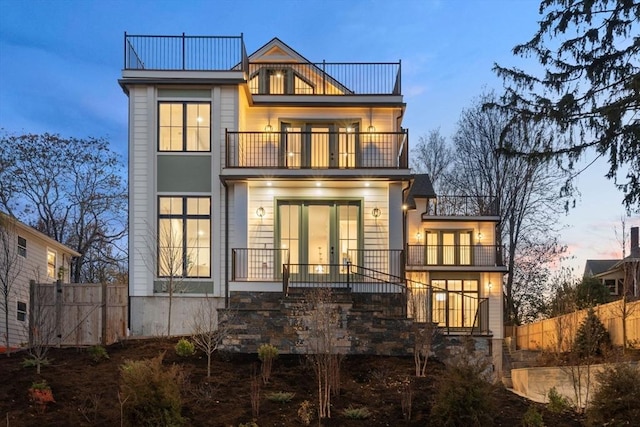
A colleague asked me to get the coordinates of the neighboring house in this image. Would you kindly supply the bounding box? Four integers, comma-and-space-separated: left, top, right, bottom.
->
583, 226, 640, 297
120, 35, 506, 368
0, 212, 79, 352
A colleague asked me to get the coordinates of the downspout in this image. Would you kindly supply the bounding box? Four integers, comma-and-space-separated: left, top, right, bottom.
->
223, 179, 229, 308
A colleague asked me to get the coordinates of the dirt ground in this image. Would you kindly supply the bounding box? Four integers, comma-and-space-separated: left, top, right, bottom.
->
0, 338, 584, 426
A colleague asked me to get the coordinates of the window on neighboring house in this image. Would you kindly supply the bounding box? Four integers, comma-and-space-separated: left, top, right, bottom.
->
17, 301, 26, 321
47, 249, 57, 279
158, 196, 211, 278
603, 279, 620, 295
158, 102, 211, 151
17, 236, 26, 257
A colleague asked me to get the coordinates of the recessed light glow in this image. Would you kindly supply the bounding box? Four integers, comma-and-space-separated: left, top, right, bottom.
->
315, 182, 322, 187
266, 182, 272, 187
364, 182, 370, 187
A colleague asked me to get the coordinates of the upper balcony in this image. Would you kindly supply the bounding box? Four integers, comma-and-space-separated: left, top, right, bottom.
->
223, 129, 409, 178
422, 195, 500, 219
121, 34, 402, 100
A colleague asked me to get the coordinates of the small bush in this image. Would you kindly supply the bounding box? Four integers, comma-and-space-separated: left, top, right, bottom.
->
120, 353, 185, 426
238, 422, 258, 427
257, 343, 278, 384
297, 400, 314, 425
265, 391, 295, 403
430, 356, 495, 426
522, 406, 545, 427
88, 345, 109, 363
547, 387, 571, 414
342, 405, 372, 419
175, 338, 196, 357
587, 363, 640, 426
22, 357, 50, 369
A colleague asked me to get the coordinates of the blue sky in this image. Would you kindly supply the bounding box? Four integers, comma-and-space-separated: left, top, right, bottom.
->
0, 0, 637, 274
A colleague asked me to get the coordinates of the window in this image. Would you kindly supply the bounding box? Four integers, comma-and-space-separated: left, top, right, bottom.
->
17, 236, 26, 257
17, 301, 26, 321
603, 279, 620, 295
47, 249, 57, 279
425, 230, 473, 265
249, 68, 314, 95
432, 279, 479, 328
158, 196, 211, 278
158, 102, 210, 151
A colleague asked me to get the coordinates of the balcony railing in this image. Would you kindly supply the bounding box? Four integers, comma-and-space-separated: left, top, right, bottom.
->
124, 33, 247, 71
406, 245, 504, 267
225, 130, 408, 169
232, 248, 289, 281
248, 61, 401, 95
423, 195, 500, 217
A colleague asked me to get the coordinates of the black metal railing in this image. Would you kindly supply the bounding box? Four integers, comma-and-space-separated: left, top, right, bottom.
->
406, 245, 504, 267
232, 248, 289, 281
124, 33, 246, 71
422, 195, 500, 217
225, 130, 409, 169
248, 61, 401, 95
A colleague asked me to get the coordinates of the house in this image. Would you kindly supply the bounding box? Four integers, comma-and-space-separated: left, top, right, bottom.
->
583, 226, 640, 297
0, 212, 79, 352
120, 35, 506, 369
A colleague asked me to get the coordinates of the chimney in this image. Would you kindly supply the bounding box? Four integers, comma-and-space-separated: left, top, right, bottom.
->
631, 226, 639, 258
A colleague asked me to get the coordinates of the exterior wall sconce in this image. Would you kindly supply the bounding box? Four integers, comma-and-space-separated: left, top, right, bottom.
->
371, 207, 381, 219
477, 232, 483, 242
264, 124, 273, 132
487, 282, 493, 294
415, 231, 422, 243
367, 125, 376, 132
256, 207, 266, 218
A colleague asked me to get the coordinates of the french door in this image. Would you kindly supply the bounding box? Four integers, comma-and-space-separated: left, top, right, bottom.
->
281, 122, 358, 168
278, 200, 360, 278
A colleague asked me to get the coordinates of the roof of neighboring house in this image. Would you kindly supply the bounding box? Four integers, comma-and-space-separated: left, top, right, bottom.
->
0, 212, 81, 257
583, 259, 619, 278
404, 174, 436, 209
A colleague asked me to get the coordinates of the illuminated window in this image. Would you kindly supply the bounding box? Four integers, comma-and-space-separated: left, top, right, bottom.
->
425, 230, 473, 265
158, 102, 210, 151
47, 249, 57, 279
431, 279, 479, 328
158, 196, 211, 278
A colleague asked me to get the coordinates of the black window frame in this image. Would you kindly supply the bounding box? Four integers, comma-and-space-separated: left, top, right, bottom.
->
157, 101, 211, 152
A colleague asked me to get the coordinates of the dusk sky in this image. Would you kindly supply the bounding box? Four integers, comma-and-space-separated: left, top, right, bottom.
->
0, 0, 637, 275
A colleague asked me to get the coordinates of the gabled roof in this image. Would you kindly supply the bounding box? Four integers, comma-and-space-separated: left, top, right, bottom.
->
583, 259, 619, 278
0, 212, 81, 257
404, 174, 436, 209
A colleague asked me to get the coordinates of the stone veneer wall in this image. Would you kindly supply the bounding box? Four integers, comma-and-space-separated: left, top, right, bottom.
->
221, 291, 496, 364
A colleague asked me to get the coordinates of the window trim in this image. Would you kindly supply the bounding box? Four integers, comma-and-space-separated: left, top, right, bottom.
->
157, 196, 212, 279
157, 101, 211, 152
17, 236, 26, 257
17, 301, 27, 322
47, 248, 57, 280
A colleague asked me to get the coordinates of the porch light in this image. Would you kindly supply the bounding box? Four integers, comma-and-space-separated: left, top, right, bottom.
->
256, 207, 266, 218
367, 125, 376, 132
264, 124, 273, 132
487, 282, 493, 294
415, 232, 422, 243
477, 232, 483, 242
371, 207, 381, 219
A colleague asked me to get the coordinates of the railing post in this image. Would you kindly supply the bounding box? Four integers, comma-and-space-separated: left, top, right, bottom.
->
322, 60, 326, 95
346, 261, 351, 290
123, 32, 127, 70
182, 32, 186, 70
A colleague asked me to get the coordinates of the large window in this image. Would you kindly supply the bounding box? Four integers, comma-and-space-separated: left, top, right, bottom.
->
424, 230, 473, 265
249, 68, 314, 95
432, 279, 479, 328
158, 196, 211, 278
158, 102, 211, 151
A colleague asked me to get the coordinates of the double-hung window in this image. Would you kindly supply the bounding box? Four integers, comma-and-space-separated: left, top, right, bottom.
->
158, 196, 211, 278
47, 249, 57, 280
17, 236, 26, 257
158, 102, 211, 151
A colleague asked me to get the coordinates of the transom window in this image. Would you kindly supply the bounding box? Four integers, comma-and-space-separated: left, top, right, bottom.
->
249, 68, 314, 95
158, 102, 211, 151
158, 196, 211, 278
17, 236, 26, 257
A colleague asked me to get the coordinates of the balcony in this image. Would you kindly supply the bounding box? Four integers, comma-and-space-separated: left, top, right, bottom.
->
406, 244, 504, 268
225, 130, 408, 170
422, 195, 500, 217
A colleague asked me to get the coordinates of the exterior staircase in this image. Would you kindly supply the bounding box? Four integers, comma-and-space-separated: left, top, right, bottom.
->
502, 336, 541, 388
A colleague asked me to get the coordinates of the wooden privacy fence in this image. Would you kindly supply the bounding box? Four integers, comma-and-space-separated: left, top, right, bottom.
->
29, 280, 128, 347
515, 299, 640, 351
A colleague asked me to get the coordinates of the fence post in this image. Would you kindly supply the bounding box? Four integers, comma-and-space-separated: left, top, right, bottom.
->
101, 282, 108, 345
55, 280, 62, 347
29, 280, 35, 347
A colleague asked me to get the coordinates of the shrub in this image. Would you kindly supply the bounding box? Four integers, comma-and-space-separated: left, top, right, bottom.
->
257, 343, 278, 384
587, 363, 640, 426
522, 406, 545, 427
120, 353, 185, 426
546, 387, 571, 414
175, 338, 195, 357
265, 391, 295, 403
22, 357, 50, 369
29, 380, 55, 413
297, 400, 314, 425
572, 308, 611, 359
430, 356, 495, 426
342, 405, 372, 419
88, 345, 109, 363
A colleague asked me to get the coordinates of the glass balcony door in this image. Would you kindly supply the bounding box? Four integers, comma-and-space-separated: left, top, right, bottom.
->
281, 122, 359, 169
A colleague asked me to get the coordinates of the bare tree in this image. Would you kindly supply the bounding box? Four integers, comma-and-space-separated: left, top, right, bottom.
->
0, 214, 23, 356
448, 91, 568, 325
190, 298, 234, 378
613, 219, 640, 354
26, 280, 57, 374
410, 128, 452, 192
0, 132, 127, 283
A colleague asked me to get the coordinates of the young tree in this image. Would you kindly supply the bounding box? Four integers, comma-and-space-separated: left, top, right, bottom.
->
0, 214, 23, 356
410, 129, 452, 192
492, 0, 640, 211
448, 91, 568, 324
0, 132, 128, 283
190, 298, 234, 378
